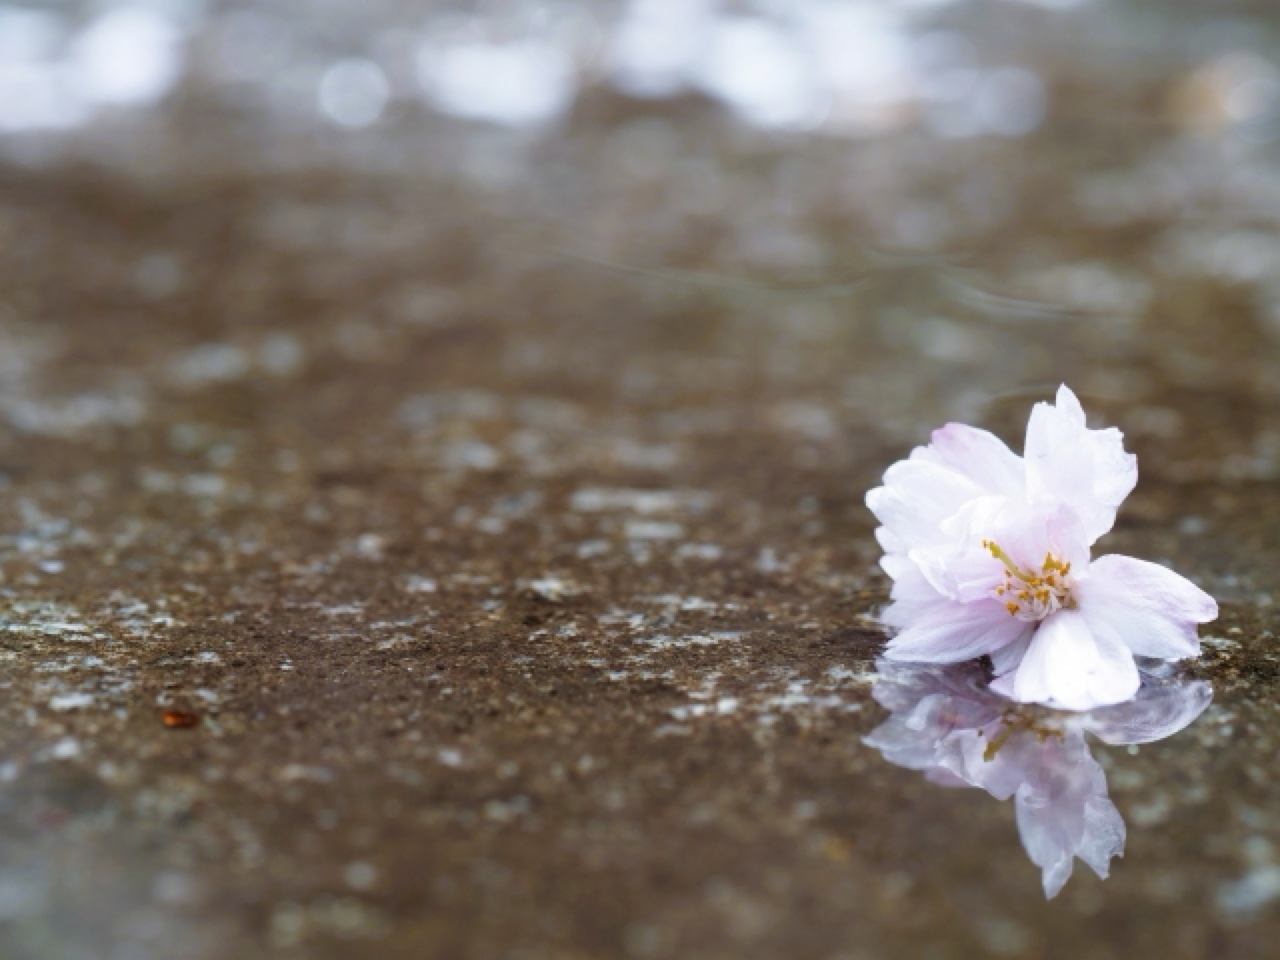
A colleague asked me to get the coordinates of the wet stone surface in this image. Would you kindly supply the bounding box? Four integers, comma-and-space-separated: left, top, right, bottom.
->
2, 2, 1280, 958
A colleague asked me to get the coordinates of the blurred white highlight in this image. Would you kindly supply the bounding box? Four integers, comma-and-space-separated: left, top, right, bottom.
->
801, 4, 913, 132
697, 18, 824, 131
417, 40, 575, 127
318, 59, 390, 129
608, 0, 715, 98
71, 7, 183, 106
0, 8, 82, 131
600, 1, 1046, 139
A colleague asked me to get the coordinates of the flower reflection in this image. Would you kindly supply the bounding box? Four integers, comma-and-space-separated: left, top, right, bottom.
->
864, 659, 1211, 898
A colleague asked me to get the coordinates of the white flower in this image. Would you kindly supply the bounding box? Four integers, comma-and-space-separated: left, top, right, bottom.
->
864, 659, 1212, 898
866, 385, 1218, 711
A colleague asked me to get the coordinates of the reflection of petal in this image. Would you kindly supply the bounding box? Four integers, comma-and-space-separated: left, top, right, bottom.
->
1083, 673, 1212, 745
864, 659, 1209, 898
1012, 732, 1124, 899
868, 658, 1002, 717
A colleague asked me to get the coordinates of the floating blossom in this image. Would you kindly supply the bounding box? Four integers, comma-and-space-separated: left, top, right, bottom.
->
866, 385, 1217, 711
864, 659, 1211, 897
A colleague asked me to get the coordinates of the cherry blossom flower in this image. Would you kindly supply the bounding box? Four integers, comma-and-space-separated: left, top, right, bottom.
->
864, 659, 1211, 897
866, 385, 1217, 711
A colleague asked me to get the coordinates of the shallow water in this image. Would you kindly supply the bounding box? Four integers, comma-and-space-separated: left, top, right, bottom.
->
0, 2, 1278, 958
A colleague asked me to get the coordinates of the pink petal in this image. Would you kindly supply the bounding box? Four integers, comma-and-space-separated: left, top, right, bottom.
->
1024, 385, 1137, 545
988, 673, 1017, 699
989, 630, 1033, 678
907, 541, 1000, 601
911, 496, 1089, 603
866, 459, 985, 552
878, 552, 915, 582
1012, 610, 1140, 711
879, 562, 952, 629
1075, 554, 1218, 660
884, 599, 1032, 664
874, 526, 906, 556
966, 498, 1091, 581
912, 423, 1025, 499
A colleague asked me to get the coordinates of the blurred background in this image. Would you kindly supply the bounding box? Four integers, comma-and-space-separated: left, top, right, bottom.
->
2, 0, 1279, 457
2, 2, 1280, 959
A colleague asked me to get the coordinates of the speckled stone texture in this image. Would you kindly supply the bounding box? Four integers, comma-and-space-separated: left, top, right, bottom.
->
2, 3, 1280, 959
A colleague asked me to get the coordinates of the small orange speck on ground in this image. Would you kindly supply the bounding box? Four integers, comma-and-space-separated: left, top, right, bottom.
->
162, 709, 200, 729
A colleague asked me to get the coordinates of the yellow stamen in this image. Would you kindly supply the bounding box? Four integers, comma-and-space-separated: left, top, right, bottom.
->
983, 708, 1066, 761
983, 538, 1074, 620
982, 539, 1036, 580
984, 725, 1015, 762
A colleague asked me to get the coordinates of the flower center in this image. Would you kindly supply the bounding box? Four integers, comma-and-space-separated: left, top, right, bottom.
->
982, 539, 1074, 622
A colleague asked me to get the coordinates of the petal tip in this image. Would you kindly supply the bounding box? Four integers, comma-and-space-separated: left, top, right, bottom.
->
1054, 383, 1085, 418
